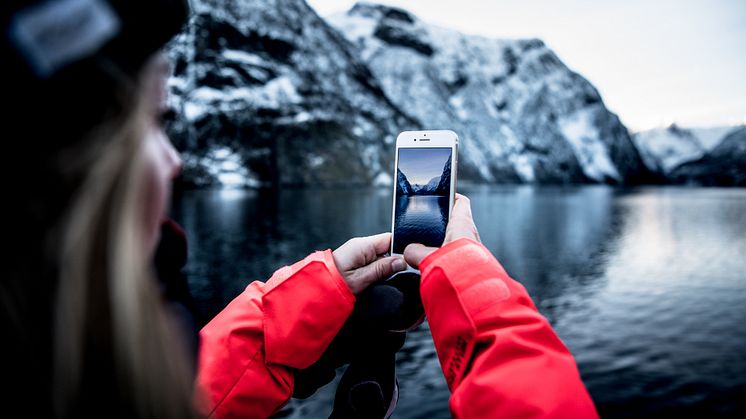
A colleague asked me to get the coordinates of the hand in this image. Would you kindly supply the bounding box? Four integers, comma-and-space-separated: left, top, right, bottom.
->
333, 233, 407, 295
404, 193, 481, 269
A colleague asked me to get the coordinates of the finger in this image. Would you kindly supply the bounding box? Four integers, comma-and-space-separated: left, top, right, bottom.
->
452, 193, 472, 218
403, 243, 437, 269
445, 193, 480, 244
360, 233, 393, 263
347, 255, 406, 295
370, 232, 393, 255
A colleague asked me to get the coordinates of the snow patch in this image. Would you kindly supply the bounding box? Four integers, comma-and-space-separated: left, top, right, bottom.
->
449, 96, 468, 120
200, 147, 260, 188
373, 171, 393, 186
559, 110, 621, 182
218, 172, 248, 187
212, 147, 232, 160
184, 102, 207, 121
168, 76, 187, 91
294, 111, 311, 123
633, 128, 702, 173
222, 49, 266, 66
509, 154, 535, 182
328, 13, 377, 43
192, 86, 253, 102
691, 126, 736, 150
185, 76, 300, 115
632, 125, 740, 173
263, 76, 301, 104
308, 154, 325, 168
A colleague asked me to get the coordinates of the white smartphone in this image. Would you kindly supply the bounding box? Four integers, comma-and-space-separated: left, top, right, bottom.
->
390, 130, 459, 257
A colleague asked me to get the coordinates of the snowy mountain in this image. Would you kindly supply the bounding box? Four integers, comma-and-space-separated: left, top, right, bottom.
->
328, 3, 649, 184
398, 155, 451, 195
165, 0, 652, 187
425, 176, 441, 190
409, 175, 441, 195
166, 0, 415, 187
632, 124, 739, 175
668, 127, 746, 186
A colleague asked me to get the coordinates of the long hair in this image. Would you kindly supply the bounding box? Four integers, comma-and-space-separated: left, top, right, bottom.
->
1, 56, 196, 418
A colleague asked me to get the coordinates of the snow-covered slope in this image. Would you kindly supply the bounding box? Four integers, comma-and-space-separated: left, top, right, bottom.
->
328, 2, 649, 184
166, 0, 415, 187
633, 124, 742, 174
165, 0, 651, 187
668, 127, 746, 186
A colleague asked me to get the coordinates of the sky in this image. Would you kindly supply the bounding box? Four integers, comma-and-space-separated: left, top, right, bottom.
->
307, 0, 746, 131
398, 148, 452, 185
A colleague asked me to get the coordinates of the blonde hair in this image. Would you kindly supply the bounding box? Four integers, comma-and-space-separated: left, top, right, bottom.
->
50, 57, 197, 418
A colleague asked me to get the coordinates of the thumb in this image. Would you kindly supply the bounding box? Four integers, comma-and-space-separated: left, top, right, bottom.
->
403, 244, 437, 270
346, 255, 407, 295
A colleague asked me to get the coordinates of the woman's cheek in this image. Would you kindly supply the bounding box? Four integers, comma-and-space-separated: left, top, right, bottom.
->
141, 130, 170, 255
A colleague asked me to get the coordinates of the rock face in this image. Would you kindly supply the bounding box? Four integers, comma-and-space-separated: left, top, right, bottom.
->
435, 155, 451, 195
396, 167, 413, 195
166, 0, 652, 187
668, 127, 746, 186
166, 0, 415, 187
329, 2, 650, 184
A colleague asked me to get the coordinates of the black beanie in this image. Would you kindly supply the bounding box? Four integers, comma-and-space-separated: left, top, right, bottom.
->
1, 0, 190, 153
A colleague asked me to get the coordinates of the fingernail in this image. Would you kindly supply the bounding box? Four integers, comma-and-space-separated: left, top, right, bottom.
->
392, 257, 406, 271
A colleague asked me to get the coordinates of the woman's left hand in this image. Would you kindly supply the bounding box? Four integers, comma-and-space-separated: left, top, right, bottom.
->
332, 233, 407, 295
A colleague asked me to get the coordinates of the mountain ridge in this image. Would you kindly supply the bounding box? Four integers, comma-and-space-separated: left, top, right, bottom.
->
164, 0, 676, 188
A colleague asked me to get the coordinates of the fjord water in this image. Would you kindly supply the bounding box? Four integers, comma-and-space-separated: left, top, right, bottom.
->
171, 186, 746, 418
393, 195, 450, 253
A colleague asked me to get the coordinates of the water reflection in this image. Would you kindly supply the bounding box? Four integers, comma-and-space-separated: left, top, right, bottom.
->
172, 187, 394, 319
170, 186, 746, 418
393, 195, 449, 253
573, 188, 746, 417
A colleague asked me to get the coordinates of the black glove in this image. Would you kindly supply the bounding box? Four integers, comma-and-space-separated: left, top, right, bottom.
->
292, 271, 423, 400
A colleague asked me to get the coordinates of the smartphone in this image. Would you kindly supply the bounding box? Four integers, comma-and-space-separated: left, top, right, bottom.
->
390, 130, 458, 257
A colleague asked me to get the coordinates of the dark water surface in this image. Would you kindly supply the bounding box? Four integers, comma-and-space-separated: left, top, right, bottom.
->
393, 195, 449, 253
171, 186, 746, 418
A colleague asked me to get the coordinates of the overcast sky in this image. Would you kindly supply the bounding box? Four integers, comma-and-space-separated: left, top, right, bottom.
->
307, 0, 746, 131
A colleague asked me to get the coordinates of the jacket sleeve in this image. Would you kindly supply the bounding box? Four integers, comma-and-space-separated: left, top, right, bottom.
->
418, 238, 598, 418
195, 250, 355, 419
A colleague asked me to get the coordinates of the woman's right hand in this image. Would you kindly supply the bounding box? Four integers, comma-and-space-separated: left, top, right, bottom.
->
332, 232, 407, 295
403, 193, 481, 269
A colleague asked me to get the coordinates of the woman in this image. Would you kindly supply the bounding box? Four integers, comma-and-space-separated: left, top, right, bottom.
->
2, 0, 402, 417
2, 1, 598, 418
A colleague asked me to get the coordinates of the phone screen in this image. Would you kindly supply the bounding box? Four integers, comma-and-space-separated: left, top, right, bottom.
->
392, 147, 453, 254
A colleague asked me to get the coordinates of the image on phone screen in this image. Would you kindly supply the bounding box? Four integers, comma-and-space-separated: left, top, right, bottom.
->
392, 147, 452, 254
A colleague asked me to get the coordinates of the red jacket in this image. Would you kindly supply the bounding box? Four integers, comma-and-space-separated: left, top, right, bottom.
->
196, 239, 598, 418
